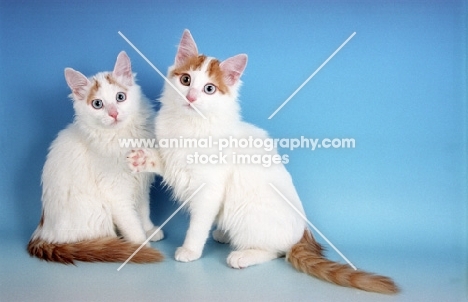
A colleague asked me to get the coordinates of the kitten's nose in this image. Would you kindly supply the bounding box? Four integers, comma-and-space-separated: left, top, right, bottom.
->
108, 107, 118, 120
186, 89, 198, 103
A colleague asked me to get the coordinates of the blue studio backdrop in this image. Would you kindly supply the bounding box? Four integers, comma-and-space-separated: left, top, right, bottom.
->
0, 1, 466, 301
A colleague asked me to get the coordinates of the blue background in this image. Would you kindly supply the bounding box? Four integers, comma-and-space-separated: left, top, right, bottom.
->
0, 1, 466, 301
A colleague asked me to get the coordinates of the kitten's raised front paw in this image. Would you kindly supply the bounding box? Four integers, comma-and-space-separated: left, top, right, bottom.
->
175, 246, 202, 262
212, 229, 230, 244
146, 226, 164, 242
127, 149, 147, 172
127, 149, 155, 173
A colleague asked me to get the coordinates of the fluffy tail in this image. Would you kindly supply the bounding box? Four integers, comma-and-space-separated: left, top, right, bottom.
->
287, 230, 399, 294
27, 237, 163, 265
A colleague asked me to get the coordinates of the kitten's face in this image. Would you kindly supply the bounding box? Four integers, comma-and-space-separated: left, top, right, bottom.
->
163, 30, 247, 118
65, 51, 140, 129
168, 56, 235, 115
73, 73, 138, 129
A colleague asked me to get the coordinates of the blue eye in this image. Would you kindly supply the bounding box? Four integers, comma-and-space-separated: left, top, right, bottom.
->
204, 84, 216, 95
116, 92, 126, 102
91, 99, 103, 109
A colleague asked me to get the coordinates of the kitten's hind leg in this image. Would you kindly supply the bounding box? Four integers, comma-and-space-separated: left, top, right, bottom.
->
127, 148, 162, 174
146, 226, 164, 242
227, 249, 280, 269
112, 203, 148, 245
212, 229, 230, 244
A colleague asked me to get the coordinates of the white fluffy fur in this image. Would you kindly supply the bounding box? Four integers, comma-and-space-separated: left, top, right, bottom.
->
129, 30, 306, 268
31, 51, 163, 245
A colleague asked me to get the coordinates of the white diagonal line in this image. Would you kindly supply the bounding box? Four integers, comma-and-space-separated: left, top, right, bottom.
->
117, 183, 206, 271
268, 183, 357, 270
118, 31, 207, 120
268, 32, 356, 120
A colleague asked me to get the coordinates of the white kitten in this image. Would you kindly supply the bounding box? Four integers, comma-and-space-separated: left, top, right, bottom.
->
129, 30, 397, 294
28, 51, 164, 264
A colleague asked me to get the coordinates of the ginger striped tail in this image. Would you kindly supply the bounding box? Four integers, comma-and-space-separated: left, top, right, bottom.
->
287, 230, 399, 294
27, 237, 163, 265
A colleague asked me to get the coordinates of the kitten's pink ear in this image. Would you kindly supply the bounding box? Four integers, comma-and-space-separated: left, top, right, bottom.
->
175, 29, 198, 67
113, 51, 133, 86
220, 54, 248, 86
64, 68, 90, 101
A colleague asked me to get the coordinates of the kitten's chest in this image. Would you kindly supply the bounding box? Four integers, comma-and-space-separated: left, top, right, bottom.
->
87, 132, 135, 172
89, 147, 126, 174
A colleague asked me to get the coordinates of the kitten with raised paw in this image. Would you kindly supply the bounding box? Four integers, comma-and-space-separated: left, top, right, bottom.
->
28, 51, 164, 264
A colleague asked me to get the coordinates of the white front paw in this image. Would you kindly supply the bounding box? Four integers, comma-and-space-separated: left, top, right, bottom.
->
146, 227, 164, 242
175, 246, 201, 262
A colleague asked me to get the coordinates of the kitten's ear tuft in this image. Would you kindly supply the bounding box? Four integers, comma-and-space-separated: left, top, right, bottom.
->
220, 54, 248, 86
113, 51, 133, 86
175, 29, 198, 67
64, 68, 90, 101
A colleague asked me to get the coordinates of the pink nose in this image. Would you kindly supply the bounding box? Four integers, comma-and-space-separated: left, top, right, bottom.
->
108, 108, 118, 120
186, 89, 197, 103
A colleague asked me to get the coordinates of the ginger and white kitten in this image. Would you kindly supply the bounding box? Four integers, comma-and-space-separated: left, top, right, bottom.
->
28, 51, 164, 264
129, 30, 398, 293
